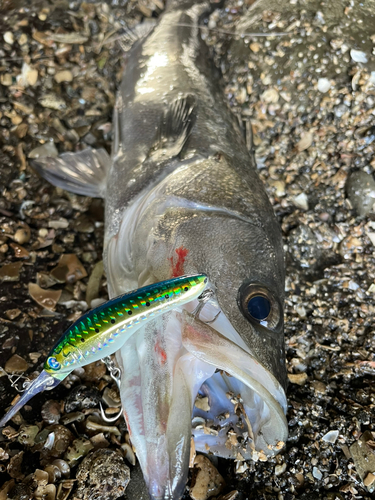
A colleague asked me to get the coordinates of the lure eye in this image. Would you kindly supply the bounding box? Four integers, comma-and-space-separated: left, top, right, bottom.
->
238, 282, 281, 330
47, 357, 61, 371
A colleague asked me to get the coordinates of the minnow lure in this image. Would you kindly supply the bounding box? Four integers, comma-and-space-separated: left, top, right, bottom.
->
0, 274, 207, 427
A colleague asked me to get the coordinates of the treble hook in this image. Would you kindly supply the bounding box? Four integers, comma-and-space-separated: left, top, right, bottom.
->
99, 356, 123, 423
192, 289, 221, 324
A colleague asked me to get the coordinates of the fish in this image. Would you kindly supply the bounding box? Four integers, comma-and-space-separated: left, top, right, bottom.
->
0, 274, 207, 428
31, 0, 288, 498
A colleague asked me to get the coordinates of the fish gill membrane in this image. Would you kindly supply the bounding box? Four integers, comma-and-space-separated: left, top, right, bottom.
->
0, 275, 207, 428
116, 294, 287, 500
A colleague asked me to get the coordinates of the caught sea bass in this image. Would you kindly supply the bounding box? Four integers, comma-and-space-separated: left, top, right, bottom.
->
33, 0, 288, 498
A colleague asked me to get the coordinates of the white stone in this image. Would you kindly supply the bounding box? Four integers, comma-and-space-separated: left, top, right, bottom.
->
312, 467, 322, 480
350, 49, 368, 63
4, 31, 14, 45
275, 463, 287, 476
322, 430, 339, 444
317, 77, 331, 93
292, 193, 309, 210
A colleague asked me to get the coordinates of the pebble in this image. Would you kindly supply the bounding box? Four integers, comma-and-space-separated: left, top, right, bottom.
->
65, 385, 101, 413
346, 171, 375, 216
39, 94, 66, 110
249, 42, 260, 53
65, 438, 94, 467
75, 449, 130, 500
288, 373, 308, 385
5, 354, 29, 374
194, 396, 210, 412
0, 262, 22, 282
4, 32, 14, 45
350, 431, 375, 492
6, 308, 22, 320
10, 243, 29, 258
48, 33, 89, 44
0, 262, 23, 282
48, 218, 69, 229
275, 463, 287, 476
18, 34, 28, 46
317, 77, 331, 93
17, 63, 38, 87
41, 400, 61, 425
364, 473, 375, 487
1, 74, 12, 86
50, 254, 87, 284
350, 49, 368, 63
261, 88, 279, 103
28, 142, 58, 159
54, 70, 73, 83
322, 430, 339, 444
190, 455, 225, 500
312, 467, 322, 480
296, 132, 313, 152
292, 193, 309, 210
28, 283, 62, 310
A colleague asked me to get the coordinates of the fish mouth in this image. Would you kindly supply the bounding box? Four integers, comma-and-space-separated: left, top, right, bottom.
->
181, 299, 288, 460
116, 295, 287, 500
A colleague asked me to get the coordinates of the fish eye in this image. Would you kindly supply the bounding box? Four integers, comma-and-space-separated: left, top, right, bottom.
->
238, 282, 281, 330
247, 295, 271, 321
47, 357, 61, 370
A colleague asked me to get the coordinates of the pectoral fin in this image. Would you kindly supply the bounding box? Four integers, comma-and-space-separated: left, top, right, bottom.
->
31, 147, 110, 198
148, 95, 196, 163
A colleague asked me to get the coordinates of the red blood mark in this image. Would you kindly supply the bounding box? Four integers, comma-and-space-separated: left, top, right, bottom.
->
123, 412, 131, 435
154, 341, 167, 365
168, 246, 189, 277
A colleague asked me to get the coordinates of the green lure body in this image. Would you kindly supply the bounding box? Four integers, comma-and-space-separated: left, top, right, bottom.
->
0, 274, 207, 427
45, 274, 207, 375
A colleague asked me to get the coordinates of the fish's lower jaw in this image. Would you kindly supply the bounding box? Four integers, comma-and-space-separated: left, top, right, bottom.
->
181, 307, 288, 460
192, 370, 284, 460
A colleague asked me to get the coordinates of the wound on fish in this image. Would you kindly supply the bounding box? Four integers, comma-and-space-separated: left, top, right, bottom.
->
169, 246, 189, 277
154, 340, 167, 365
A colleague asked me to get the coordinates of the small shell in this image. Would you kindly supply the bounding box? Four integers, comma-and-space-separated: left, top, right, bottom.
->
52, 459, 70, 478
102, 386, 121, 408
64, 438, 94, 467
60, 411, 85, 425
17, 425, 39, 446
121, 443, 136, 466
44, 464, 61, 484
65, 385, 101, 413
39, 425, 74, 463
41, 400, 61, 425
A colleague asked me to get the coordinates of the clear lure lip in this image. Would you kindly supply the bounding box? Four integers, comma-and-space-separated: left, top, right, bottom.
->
0, 370, 63, 427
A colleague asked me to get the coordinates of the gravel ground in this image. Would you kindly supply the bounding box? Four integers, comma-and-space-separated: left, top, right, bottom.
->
0, 0, 375, 499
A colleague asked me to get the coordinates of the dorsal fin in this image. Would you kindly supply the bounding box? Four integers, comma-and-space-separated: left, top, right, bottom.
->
148, 94, 196, 162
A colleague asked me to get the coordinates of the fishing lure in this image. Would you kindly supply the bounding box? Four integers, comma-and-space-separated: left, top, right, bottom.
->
0, 274, 208, 427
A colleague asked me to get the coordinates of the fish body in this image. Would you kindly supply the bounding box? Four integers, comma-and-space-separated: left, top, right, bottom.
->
0, 275, 207, 428
32, 0, 288, 498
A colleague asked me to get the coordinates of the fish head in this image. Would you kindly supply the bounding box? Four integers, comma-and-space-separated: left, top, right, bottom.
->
205, 218, 286, 388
